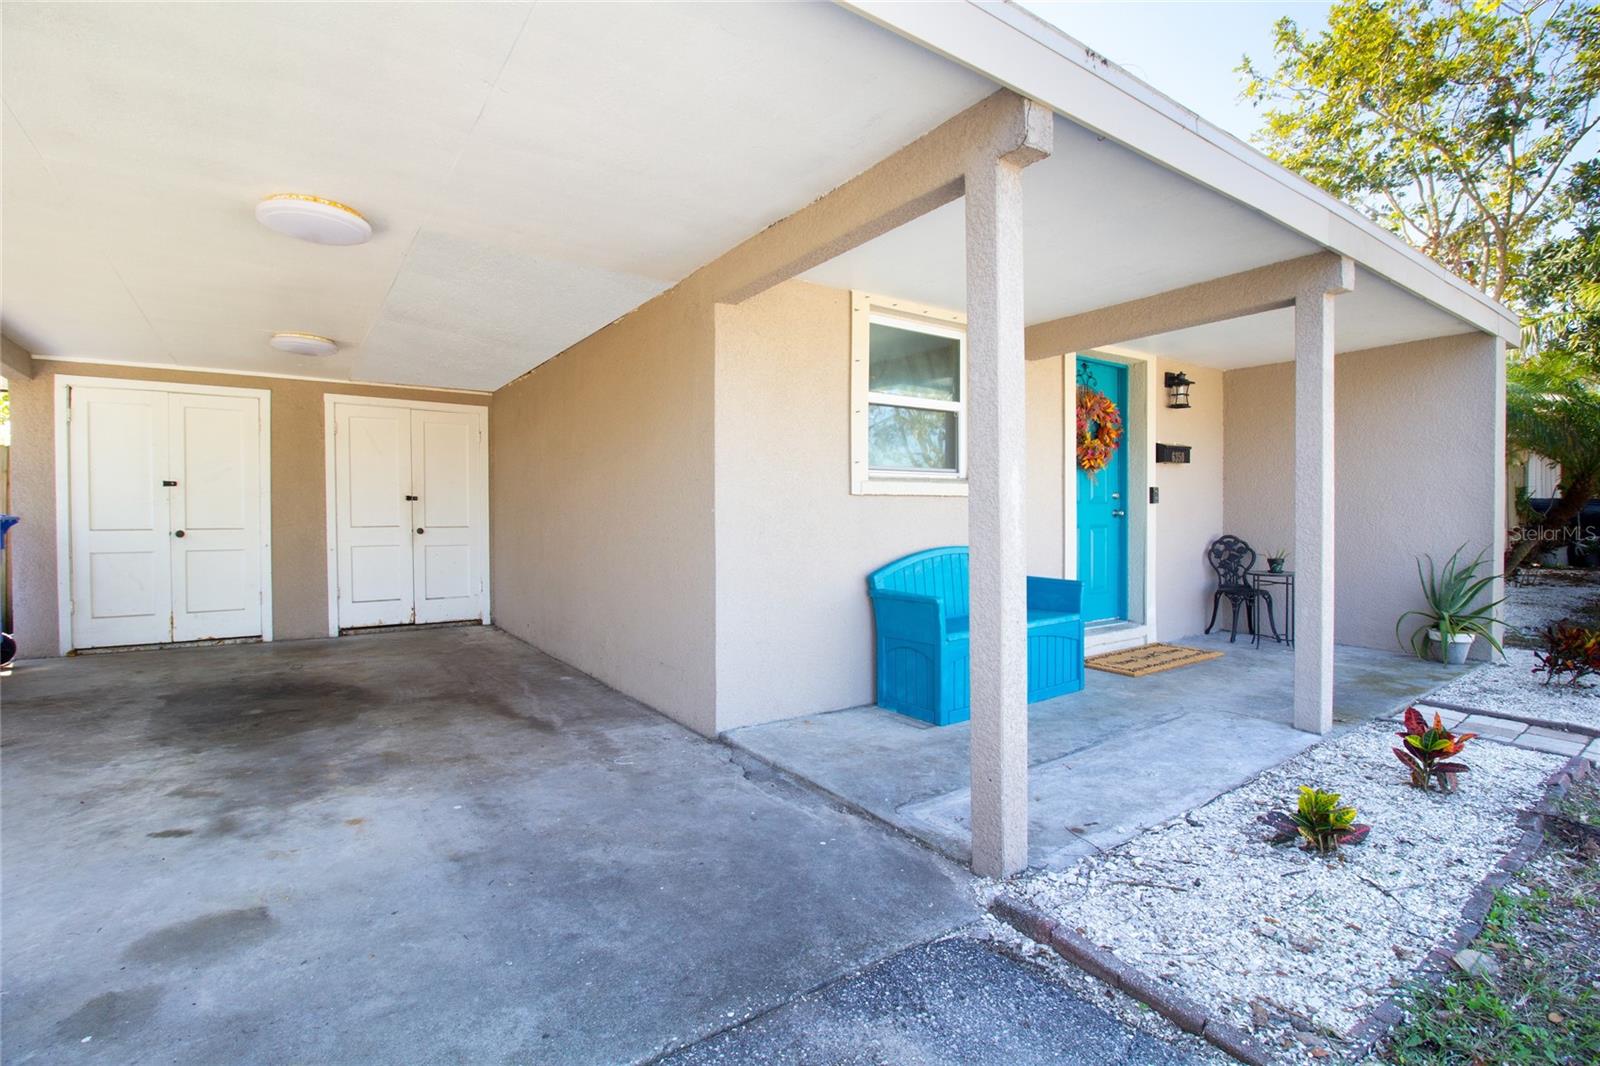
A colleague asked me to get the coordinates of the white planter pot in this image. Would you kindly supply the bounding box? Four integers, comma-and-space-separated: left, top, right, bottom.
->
1427, 628, 1475, 666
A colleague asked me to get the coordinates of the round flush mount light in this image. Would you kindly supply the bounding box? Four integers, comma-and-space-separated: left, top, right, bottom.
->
255, 193, 372, 245
269, 331, 339, 357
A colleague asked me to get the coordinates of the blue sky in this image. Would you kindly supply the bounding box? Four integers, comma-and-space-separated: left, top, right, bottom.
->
1018, 2, 1333, 143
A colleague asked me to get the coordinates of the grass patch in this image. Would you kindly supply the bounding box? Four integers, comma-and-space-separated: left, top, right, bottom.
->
1382, 780, 1600, 1065
1557, 782, 1600, 828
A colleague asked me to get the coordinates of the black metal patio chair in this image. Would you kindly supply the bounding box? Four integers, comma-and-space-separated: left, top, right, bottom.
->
1204, 535, 1280, 644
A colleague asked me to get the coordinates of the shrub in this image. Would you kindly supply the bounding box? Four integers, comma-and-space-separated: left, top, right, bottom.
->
1532, 621, 1600, 686
1394, 707, 1476, 792
1263, 786, 1371, 854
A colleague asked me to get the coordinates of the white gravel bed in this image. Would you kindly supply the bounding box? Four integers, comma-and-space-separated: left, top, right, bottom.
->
1426, 646, 1600, 731
1503, 571, 1600, 641
993, 724, 1564, 1058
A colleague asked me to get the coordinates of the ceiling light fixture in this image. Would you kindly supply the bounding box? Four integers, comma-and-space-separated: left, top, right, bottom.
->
269, 332, 339, 357
255, 193, 372, 245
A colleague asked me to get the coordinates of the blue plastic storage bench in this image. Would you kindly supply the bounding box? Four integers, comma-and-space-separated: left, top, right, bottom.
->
866, 546, 1086, 726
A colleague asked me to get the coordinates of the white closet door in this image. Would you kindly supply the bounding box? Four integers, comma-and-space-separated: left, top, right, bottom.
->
68, 386, 173, 648
410, 407, 482, 623
334, 403, 416, 628
169, 393, 263, 641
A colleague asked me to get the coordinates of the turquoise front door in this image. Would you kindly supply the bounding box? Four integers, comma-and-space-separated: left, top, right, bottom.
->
1076, 356, 1128, 623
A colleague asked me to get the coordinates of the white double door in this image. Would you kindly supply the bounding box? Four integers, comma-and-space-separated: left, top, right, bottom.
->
331, 400, 487, 629
68, 384, 267, 649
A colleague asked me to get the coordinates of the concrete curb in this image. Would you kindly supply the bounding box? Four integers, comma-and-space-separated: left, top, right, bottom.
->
717, 741, 975, 870
1341, 755, 1593, 1061
1414, 697, 1600, 738
987, 897, 1275, 1066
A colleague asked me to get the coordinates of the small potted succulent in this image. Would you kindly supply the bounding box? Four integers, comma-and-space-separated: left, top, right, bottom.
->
1266, 548, 1288, 574
1395, 545, 1504, 665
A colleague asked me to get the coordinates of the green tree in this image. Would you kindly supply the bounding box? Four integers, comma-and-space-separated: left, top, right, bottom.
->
1505, 160, 1600, 570
1243, 0, 1600, 572
1520, 159, 1600, 367
1240, 0, 1599, 301
1505, 352, 1600, 569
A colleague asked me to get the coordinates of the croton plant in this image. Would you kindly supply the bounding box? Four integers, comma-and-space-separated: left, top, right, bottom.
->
1393, 706, 1475, 792
1262, 786, 1371, 854
1533, 621, 1600, 686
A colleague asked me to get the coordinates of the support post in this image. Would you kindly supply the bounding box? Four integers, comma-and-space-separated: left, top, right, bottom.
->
966, 157, 1033, 877
1488, 336, 1508, 650
1293, 288, 1337, 734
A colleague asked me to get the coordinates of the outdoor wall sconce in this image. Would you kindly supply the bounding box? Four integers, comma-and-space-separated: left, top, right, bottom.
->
1164, 371, 1193, 408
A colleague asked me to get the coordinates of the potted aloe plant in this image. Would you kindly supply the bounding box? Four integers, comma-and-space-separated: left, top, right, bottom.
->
1396, 545, 1505, 665
1266, 548, 1288, 574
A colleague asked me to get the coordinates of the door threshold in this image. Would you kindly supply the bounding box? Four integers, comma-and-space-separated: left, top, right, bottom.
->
72, 636, 263, 656
339, 620, 484, 636
1084, 621, 1148, 655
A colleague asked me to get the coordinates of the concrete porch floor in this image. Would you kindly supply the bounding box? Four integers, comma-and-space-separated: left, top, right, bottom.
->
725, 634, 1462, 869
1, 628, 994, 1064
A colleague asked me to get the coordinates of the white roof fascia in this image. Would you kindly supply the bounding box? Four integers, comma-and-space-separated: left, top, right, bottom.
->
839, 0, 1522, 345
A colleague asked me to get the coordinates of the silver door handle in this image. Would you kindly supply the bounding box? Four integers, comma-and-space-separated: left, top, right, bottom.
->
1111, 509, 1125, 518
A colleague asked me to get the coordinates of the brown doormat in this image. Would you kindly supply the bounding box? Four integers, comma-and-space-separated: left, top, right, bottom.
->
1086, 643, 1223, 677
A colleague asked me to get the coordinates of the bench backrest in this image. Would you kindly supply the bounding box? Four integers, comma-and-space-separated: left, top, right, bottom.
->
867, 547, 970, 617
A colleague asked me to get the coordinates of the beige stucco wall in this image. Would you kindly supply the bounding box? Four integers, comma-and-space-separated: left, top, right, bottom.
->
712, 280, 1077, 731
1151, 358, 1226, 640
487, 274, 1070, 738
6, 359, 486, 659
712, 282, 964, 730
482, 92, 1052, 738
1027, 353, 1068, 578
1224, 333, 1502, 652
707, 286, 1234, 729
491, 281, 719, 736
1223, 361, 1295, 562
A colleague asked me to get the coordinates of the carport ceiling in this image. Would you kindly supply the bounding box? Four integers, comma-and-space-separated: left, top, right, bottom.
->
0, 2, 994, 389
803, 115, 1320, 320
1100, 268, 1475, 370
800, 117, 1477, 365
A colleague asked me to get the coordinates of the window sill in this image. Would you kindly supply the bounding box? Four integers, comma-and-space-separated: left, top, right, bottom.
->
852, 476, 969, 498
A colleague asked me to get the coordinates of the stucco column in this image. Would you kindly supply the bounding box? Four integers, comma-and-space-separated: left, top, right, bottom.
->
1488, 335, 1508, 649
1293, 289, 1337, 734
965, 157, 1032, 877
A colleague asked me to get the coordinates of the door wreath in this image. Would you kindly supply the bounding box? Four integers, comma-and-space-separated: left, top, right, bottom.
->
1077, 388, 1123, 475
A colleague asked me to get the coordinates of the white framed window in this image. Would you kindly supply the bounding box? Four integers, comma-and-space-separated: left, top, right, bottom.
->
850, 292, 968, 496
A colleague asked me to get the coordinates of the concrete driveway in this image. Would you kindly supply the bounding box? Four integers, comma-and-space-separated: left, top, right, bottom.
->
1, 627, 979, 1064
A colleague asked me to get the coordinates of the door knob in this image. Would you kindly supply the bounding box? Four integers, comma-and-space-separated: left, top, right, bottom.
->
1111, 509, 1126, 518
416, 528, 425, 535
405, 495, 418, 502
174, 529, 186, 538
